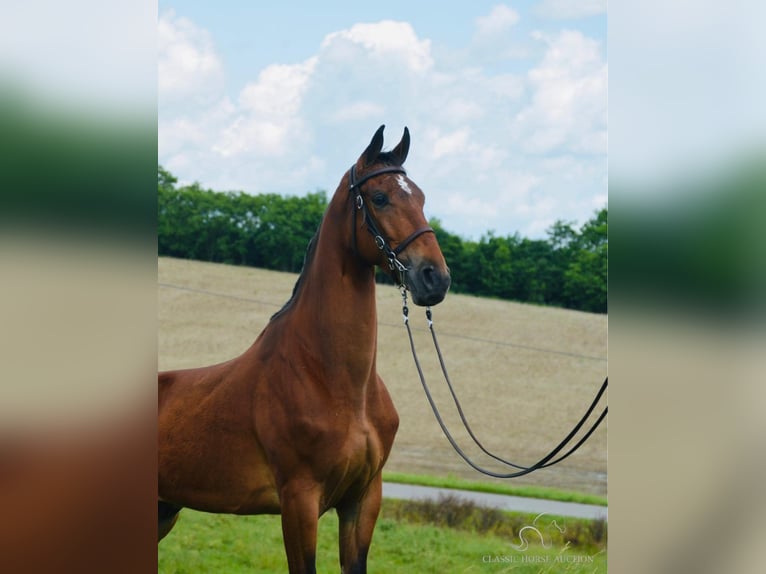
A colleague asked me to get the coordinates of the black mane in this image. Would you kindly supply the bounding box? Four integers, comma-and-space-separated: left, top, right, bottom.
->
269, 153, 401, 322
374, 151, 403, 167
269, 217, 322, 321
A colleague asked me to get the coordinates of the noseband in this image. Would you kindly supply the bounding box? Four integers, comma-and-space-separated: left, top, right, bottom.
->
349, 164, 434, 286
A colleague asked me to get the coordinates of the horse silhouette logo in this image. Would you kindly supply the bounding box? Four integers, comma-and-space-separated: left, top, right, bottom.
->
511, 512, 566, 551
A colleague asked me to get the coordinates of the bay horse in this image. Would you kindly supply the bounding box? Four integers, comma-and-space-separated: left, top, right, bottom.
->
158, 125, 451, 573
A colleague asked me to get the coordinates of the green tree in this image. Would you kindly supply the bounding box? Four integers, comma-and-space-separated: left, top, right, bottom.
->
157, 165, 607, 314
158, 165, 177, 191
562, 208, 608, 312
512, 238, 555, 305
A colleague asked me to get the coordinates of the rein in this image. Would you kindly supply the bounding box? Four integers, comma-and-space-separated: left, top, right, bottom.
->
347, 163, 607, 478
349, 164, 434, 286
400, 288, 608, 479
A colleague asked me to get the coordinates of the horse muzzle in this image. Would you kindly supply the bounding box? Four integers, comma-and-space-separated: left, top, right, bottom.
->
406, 262, 451, 306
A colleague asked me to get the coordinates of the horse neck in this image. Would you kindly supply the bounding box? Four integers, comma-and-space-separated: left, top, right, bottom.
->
280, 184, 379, 385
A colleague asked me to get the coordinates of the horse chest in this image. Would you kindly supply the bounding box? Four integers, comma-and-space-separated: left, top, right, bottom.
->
338, 392, 398, 473
344, 420, 384, 471
317, 420, 385, 509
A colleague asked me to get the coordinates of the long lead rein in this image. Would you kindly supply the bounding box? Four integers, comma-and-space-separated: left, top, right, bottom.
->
401, 288, 608, 479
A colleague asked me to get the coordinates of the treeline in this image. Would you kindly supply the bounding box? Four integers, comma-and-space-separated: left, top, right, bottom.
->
158, 167, 326, 272
159, 166, 607, 313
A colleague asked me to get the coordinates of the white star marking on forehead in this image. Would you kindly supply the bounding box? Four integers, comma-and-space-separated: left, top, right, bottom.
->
396, 174, 412, 195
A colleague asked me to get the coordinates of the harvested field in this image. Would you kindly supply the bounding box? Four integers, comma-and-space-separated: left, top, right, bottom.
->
158, 257, 607, 497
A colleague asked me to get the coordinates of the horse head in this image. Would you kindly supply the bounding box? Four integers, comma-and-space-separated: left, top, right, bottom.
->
350, 125, 451, 306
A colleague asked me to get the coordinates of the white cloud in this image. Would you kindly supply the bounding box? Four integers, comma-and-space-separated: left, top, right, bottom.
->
158, 11, 224, 107
330, 101, 386, 122
591, 193, 608, 209
158, 95, 237, 183
442, 170, 544, 234
514, 30, 607, 154
475, 5, 520, 37
431, 128, 471, 159
536, 0, 607, 20
470, 4, 526, 64
213, 58, 317, 158
440, 99, 485, 122
321, 20, 433, 73
213, 119, 286, 158
487, 74, 526, 99
238, 59, 316, 117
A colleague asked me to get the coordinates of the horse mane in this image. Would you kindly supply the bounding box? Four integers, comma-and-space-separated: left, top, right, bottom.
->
374, 152, 403, 167
270, 217, 322, 321
269, 153, 401, 322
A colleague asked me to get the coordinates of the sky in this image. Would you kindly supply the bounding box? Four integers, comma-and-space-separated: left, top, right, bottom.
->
158, 1, 607, 240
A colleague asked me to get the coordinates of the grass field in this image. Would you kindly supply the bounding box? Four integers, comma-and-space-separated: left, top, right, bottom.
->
158, 499, 607, 574
382, 472, 607, 507
158, 256, 607, 497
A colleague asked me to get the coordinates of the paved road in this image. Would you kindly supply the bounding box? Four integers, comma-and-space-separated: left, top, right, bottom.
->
382, 482, 607, 520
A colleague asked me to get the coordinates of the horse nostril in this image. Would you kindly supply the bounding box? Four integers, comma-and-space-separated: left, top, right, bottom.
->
411, 264, 450, 306
421, 265, 436, 288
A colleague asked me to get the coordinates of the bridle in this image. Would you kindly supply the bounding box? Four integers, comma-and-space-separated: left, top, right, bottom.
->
349, 164, 434, 287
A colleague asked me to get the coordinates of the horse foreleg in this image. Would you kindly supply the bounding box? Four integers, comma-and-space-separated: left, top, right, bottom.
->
158, 501, 182, 542
279, 481, 321, 574
337, 476, 383, 574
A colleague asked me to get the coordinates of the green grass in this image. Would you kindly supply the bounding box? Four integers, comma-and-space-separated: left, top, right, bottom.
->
159, 499, 606, 574
383, 471, 608, 507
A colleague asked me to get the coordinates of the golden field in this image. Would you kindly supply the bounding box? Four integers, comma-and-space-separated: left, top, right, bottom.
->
159, 256, 607, 497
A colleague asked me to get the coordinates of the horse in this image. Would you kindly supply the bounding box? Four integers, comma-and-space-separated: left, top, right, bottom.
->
158, 125, 451, 573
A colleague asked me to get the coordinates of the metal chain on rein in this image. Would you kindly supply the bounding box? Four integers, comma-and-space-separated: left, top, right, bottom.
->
400, 287, 608, 479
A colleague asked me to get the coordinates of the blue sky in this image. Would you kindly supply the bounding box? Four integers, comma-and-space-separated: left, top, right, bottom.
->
159, 1, 607, 239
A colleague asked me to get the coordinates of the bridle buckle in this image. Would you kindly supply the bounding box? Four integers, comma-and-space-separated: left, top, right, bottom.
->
389, 257, 408, 274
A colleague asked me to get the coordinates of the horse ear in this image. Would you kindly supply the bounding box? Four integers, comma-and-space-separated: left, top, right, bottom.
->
391, 126, 410, 166
360, 125, 385, 167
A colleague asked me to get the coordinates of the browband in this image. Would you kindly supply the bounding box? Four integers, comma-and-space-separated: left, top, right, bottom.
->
349, 164, 407, 190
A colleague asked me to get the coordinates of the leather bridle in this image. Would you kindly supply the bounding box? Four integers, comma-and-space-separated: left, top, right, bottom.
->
348, 164, 434, 287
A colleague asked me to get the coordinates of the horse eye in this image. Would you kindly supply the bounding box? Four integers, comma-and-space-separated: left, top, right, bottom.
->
371, 192, 389, 207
